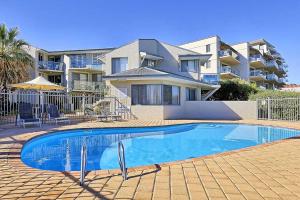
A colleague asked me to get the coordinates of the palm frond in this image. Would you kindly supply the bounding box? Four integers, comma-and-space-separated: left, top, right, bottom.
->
0, 23, 34, 90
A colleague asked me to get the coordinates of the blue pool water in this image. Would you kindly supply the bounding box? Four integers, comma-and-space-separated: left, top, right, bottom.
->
21, 123, 300, 171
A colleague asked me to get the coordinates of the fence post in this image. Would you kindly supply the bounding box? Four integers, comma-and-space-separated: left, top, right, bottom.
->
267, 97, 271, 120
82, 94, 86, 114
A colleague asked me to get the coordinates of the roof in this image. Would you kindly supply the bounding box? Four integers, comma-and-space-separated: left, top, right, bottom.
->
282, 84, 300, 88
47, 48, 115, 54
103, 67, 219, 88
249, 39, 275, 48
178, 54, 212, 61
105, 67, 168, 77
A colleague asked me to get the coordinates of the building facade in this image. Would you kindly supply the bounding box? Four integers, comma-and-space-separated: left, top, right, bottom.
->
24, 37, 287, 108
180, 36, 288, 89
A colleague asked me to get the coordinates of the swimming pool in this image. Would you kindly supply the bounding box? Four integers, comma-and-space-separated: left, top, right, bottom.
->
21, 123, 300, 171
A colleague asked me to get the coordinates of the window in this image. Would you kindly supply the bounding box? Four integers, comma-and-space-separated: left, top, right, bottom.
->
181, 60, 199, 72
186, 88, 196, 101
92, 54, 102, 65
48, 56, 61, 62
206, 44, 211, 52
131, 84, 180, 105
92, 74, 102, 82
142, 59, 156, 67
163, 85, 180, 105
38, 53, 43, 61
205, 60, 211, 68
70, 54, 87, 68
72, 73, 87, 81
132, 85, 159, 105
48, 75, 61, 85
112, 57, 128, 74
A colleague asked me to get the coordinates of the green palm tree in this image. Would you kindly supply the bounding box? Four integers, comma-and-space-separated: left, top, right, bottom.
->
0, 24, 34, 91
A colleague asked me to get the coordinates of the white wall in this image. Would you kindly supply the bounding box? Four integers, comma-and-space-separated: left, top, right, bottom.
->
180, 36, 220, 74
232, 43, 250, 81
131, 101, 257, 120
183, 101, 257, 120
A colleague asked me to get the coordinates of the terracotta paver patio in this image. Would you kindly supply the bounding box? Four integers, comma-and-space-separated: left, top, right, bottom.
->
1, 120, 300, 199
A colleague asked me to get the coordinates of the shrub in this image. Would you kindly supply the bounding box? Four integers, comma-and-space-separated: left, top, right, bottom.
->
210, 79, 258, 101
249, 90, 300, 100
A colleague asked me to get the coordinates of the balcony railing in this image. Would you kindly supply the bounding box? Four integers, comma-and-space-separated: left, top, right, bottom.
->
38, 61, 64, 71
221, 66, 239, 76
249, 54, 266, 65
278, 64, 288, 73
219, 49, 239, 60
250, 70, 266, 78
266, 74, 278, 81
200, 74, 220, 85
266, 60, 279, 69
72, 80, 107, 91
70, 61, 103, 71
278, 78, 286, 83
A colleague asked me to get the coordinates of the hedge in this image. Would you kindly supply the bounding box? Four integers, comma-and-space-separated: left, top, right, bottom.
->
249, 90, 300, 100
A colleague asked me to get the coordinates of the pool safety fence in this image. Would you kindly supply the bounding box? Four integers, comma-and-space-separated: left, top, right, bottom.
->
0, 91, 135, 125
257, 97, 300, 121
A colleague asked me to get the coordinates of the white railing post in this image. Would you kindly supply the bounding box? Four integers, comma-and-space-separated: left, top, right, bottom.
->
267, 97, 271, 120
80, 143, 87, 186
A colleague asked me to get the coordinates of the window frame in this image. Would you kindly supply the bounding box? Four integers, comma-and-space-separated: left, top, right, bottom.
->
180, 60, 199, 73
206, 44, 211, 53
131, 84, 180, 105
112, 57, 128, 74
186, 87, 196, 101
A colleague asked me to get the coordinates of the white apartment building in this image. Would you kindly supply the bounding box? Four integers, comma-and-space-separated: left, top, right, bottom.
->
25, 36, 287, 99
180, 36, 288, 89
22, 37, 288, 119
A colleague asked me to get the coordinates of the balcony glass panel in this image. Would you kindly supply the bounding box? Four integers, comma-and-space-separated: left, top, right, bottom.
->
250, 70, 266, 78
70, 54, 103, 70
72, 80, 106, 91
266, 60, 278, 68
219, 49, 239, 60
221, 66, 239, 76
38, 61, 63, 71
249, 54, 266, 64
266, 74, 278, 81
201, 74, 220, 85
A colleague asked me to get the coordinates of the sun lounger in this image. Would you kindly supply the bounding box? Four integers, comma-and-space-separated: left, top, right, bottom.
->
47, 104, 70, 125
17, 102, 41, 128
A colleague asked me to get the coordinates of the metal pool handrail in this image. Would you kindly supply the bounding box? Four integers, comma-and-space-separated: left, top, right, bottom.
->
80, 143, 87, 186
118, 141, 127, 180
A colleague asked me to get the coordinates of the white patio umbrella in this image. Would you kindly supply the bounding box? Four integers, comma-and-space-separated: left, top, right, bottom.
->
10, 76, 65, 120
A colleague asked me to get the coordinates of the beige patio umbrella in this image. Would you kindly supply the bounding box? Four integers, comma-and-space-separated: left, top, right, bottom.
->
10, 76, 65, 91
10, 76, 65, 120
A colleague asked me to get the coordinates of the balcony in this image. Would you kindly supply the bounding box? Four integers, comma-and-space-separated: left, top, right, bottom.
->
219, 49, 240, 65
265, 60, 279, 70
278, 78, 286, 84
200, 74, 220, 85
278, 64, 288, 73
70, 61, 104, 72
220, 66, 240, 79
250, 70, 266, 81
38, 61, 64, 73
72, 80, 107, 92
266, 74, 279, 82
249, 54, 266, 68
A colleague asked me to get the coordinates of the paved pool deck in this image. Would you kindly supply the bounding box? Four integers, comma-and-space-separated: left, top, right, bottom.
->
1, 120, 300, 200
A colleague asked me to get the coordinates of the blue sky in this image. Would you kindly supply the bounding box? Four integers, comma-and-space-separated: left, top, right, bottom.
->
1, 0, 299, 83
